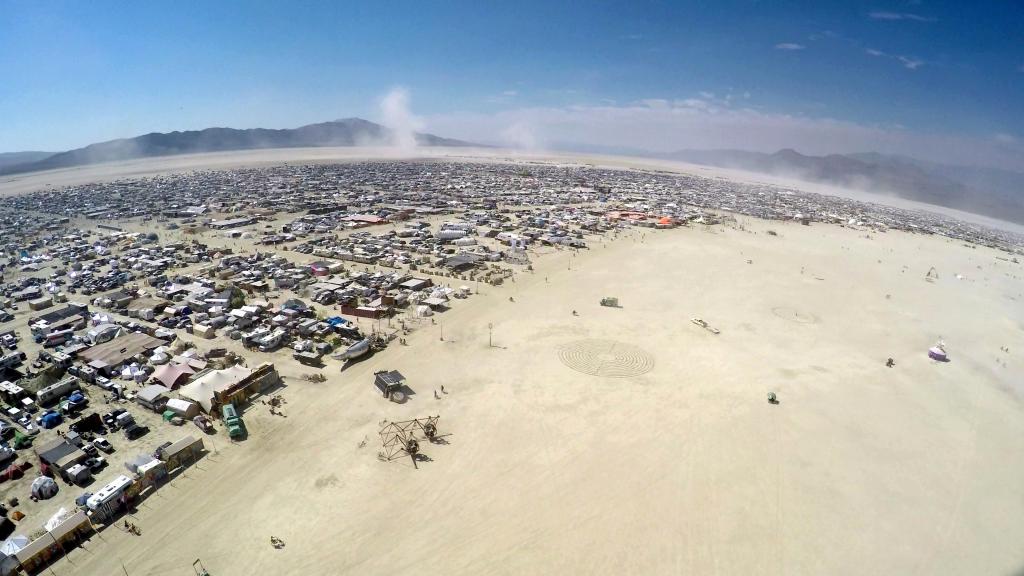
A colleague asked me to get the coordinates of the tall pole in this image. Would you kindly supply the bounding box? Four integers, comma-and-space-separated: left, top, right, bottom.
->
488, 323, 493, 347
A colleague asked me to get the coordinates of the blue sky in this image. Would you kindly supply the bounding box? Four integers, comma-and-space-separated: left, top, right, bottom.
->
1, 1, 1022, 169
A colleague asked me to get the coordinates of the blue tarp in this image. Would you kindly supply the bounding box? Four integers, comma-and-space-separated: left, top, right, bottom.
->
40, 412, 62, 429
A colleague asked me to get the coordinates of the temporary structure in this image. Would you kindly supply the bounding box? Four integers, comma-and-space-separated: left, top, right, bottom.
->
178, 365, 253, 412
30, 476, 58, 500
0, 535, 28, 555
151, 363, 193, 389
44, 508, 73, 532
164, 398, 199, 419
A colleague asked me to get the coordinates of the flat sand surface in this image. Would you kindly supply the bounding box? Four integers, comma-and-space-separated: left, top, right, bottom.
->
51, 216, 1024, 575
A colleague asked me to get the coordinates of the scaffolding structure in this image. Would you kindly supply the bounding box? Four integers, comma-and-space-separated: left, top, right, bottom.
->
378, 415, 441, 468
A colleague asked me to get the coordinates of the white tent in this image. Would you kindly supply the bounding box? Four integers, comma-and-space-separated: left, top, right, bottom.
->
0, 535, 29, 555
125, 453, 157, 474
121, 363, 147, 382
178, 365, 253, 412
44, 507, 72, 532
30, 476, 58, 500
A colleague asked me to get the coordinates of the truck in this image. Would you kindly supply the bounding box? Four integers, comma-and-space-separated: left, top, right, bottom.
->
221, 403, 245, 439
292, 350, 324, 366
117, 411, 149, 440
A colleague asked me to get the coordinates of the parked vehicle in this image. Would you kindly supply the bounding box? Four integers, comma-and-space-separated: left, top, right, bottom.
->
122, 423, 149, 440
84, 456, 106, 472
92, 436, 113, 453
221, 403, 245, 439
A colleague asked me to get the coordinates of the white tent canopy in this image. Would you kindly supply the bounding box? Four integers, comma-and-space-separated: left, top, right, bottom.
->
177, 365, 252, 412
44, 507, 72, 532
0, 535, 29, 555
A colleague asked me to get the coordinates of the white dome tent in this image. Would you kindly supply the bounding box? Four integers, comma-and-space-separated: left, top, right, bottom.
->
30, 476, 58, 500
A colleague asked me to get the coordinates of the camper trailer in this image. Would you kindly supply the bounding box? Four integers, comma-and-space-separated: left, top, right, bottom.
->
257, 329, 286, 352
36, 377, 78, 406
86, 475, 134, 512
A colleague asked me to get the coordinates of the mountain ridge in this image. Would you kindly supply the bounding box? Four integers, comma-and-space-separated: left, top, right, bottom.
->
0, 118, 475, 175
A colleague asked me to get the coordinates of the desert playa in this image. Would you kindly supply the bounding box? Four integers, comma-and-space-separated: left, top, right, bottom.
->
34, 165, 1022, 576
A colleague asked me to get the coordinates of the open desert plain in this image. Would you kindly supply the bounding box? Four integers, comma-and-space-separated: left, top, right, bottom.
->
2, 149, 1013, 576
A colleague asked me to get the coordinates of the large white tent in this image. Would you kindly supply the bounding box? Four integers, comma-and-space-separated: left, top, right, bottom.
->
177, 365, 252, 412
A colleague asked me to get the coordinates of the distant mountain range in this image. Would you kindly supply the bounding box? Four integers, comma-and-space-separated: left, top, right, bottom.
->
0, 118, 474, 175
665, 148, 1024, 224
0, 151, 55, 170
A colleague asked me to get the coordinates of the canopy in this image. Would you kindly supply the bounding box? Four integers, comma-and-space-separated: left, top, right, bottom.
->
178, 365, 252, 412
0, 535, 29, 555
44, 507, 72, 532
125, 453, 157, 474
152, 363, 193, 389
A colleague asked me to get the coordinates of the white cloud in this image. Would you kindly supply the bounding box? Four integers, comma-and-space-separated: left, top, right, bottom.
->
994, 133, 1017, 144
775, 43, 805, 51
865, 48, 924, 70
486, 90, 520, 105
868, 11, 936, 22
897, 56, 923, 70
423, 98, 1024, 171
620, 33, 643, 41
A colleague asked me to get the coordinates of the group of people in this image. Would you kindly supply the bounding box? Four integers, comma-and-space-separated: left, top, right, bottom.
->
123, 520, 142, 535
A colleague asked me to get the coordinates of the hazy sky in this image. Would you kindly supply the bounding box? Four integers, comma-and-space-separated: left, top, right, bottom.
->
2, 1, 1022, 169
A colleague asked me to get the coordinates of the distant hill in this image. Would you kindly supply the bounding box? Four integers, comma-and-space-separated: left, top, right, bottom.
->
0, 151, 55, 170
667, 148, 1024, 224
0, 118, 475, 175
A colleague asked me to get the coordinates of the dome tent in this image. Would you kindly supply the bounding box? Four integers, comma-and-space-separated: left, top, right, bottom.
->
30, 476, 58, 500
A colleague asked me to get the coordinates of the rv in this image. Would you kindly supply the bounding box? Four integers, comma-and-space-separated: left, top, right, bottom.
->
257, 329, 285, 352
37, 377, 78, 406
86, 475, 134, 511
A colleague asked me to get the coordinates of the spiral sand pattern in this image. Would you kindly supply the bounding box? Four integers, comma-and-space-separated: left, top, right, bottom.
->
558, 339, 655, 378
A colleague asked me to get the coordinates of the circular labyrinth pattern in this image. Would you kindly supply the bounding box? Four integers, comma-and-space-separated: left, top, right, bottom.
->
771, 306, 820, 324
558, 339, 655, 378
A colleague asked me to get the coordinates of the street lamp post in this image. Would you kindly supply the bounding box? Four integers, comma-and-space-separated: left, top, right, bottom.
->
488, 323, 493, 347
